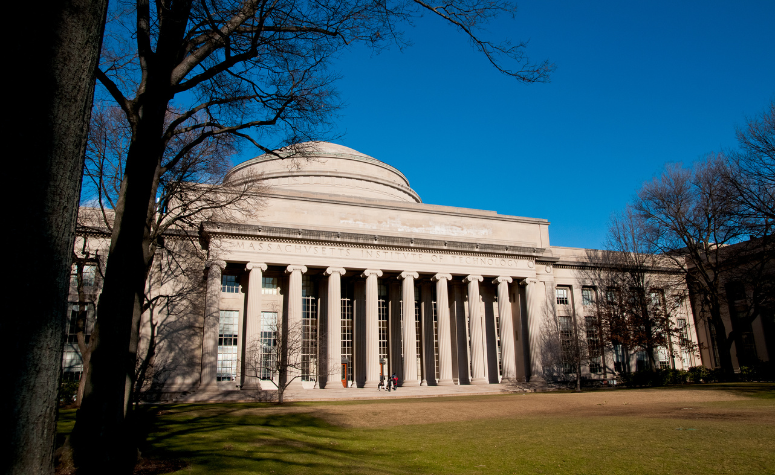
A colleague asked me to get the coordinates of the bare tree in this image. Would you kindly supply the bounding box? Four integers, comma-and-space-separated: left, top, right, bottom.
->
243, 313, 341, 404
8, 0, 108, 471
633, 155, 769, 374
722, 100, 775, 224
69, 249, 103, 406
602, 208, 687, 371
72, 1, 552, 470
243, 316, 303, 404
539, 299, 587, 391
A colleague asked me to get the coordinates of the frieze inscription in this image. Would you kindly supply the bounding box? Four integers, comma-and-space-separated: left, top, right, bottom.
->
225, 240, 528, 268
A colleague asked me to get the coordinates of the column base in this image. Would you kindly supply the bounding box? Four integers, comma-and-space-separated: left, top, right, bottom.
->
470, 377, 489, 385
401, 379, 421, 387
437, 379, 455, 386
364, 379, 380, 388
285, 378, 304, 389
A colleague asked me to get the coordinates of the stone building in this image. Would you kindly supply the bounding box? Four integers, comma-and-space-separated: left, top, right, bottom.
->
67, 142, 702, 397
688, 237, 774, 373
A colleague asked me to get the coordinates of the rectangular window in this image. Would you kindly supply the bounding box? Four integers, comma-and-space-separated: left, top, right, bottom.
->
301, 276, 317, 382
259, 312, 277, 380
378, 283, 389, 367
221, 275, 239, 293
262, 276, 278, 295
582, 288, 595, 306
556, 287, 569, 306
650, 291, 662, 308
415, 285, 422, 381
217, 310, 239, 381
494, 294, 502, 379
559, 316, 574, 373
585, 316, 601, 373
341, 285, 354, 383
62, 303, 95, 377
70, 264, 97, 289
433, 299, 439, 381
657, 347, 669, 370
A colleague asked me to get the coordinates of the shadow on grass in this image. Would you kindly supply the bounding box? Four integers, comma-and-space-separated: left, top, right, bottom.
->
127, 403, 421, 474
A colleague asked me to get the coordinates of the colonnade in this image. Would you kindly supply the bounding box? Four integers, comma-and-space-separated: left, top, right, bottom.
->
201, 260, 548, 389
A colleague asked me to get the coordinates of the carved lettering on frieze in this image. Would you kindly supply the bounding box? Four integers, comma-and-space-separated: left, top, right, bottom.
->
224, 240, 526, 268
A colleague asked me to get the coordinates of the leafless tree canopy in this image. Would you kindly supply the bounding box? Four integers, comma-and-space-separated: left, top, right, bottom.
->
722, 100, 775, 224
71, 1, 553, 471
629, 105, 775, 373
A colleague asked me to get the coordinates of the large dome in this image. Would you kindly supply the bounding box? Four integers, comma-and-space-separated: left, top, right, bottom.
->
225, 142, 421, 203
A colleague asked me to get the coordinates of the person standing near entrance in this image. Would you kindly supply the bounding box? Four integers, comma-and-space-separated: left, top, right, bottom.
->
392, 373, 398, 390
378, 373, 385, 391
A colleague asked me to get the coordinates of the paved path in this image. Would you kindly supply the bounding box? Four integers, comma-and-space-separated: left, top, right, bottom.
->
176, 382, 524, 403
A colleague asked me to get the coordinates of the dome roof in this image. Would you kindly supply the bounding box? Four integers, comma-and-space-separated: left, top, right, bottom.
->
225, 142, 421, 203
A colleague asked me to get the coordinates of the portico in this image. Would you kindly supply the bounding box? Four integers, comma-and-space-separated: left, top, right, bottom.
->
203, 223, 553, 390
66, 141, 698, 400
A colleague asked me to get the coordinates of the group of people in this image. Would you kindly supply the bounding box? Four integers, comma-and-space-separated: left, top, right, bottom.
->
378, 373, 398, 392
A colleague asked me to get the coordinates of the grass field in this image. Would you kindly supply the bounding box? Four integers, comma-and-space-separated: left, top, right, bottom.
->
57, 383, 775, 474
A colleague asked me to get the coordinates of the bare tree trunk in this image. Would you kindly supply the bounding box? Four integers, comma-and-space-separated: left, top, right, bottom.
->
71, 124, 165, 472
75, 260, 92, 407
6, 1, 107, 473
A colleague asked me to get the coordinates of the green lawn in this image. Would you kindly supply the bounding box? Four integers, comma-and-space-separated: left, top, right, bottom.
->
58, 384, 775, 474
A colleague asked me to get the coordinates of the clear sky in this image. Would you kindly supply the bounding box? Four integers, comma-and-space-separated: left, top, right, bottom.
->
235, 1, 775, 250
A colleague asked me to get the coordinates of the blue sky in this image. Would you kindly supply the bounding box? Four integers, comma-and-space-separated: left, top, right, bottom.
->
237, 1, 775, 250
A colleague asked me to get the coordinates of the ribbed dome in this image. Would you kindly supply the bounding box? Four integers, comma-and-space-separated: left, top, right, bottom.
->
225, 142, 421, 203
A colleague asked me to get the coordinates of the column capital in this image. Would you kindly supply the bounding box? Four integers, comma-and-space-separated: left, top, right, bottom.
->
324, 267, 347, 276
246, 262, 267, 271
285, 264, 308, 274
432, 273, 452, 282
492, 276, 513, 285
399, 271, 419, 280
361, 269, 383, 278
206, 259, 226, 270
464, 275, 483, 283
520, 278, 538, 286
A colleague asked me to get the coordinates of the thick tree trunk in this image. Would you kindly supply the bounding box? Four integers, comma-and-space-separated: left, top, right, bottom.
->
6, 1, 107, 473
71, 115, 166, 473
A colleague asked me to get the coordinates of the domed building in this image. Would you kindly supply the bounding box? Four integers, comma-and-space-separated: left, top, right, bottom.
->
67, 142, 703, 400
225, 142, 421, 203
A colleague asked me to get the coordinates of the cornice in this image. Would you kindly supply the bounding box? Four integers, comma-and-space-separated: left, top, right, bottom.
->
203, 222, 546, 259
259, 190, 551, 226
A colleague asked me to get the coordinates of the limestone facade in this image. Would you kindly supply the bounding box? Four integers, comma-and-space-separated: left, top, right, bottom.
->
67, 142, 703, 396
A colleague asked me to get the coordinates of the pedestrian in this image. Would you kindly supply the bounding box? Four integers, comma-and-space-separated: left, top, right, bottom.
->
392, 373, 398, 390
378, 373, 384, 391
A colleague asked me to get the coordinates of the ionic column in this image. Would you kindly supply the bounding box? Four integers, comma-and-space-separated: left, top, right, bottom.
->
494, 276, 516, 382
323, 267, 346, 389
362, 269, 383, 388
399, 271, 420, 386
465, 275, 488, 384
243, 262, 267, 388
201, 259, 226, 389
524, 278, 544, 382
284, 265, 307, 387
433, 274, 454, 385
